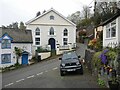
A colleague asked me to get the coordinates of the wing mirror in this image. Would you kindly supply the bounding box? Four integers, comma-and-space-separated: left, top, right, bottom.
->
78, 55, 81, 58
59, 58, 62, 60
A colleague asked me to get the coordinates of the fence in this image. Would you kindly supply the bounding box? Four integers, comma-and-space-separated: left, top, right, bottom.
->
107, 42, 120, 48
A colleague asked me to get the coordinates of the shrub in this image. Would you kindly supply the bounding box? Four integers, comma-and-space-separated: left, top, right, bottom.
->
97, 78, 105, 87
36, 47, 50, 53
106, 51, 116, 61
92, 51, 102, 69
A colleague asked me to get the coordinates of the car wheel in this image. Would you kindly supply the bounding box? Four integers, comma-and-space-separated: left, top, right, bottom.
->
60, 70, 65, 76
80, 69, 83, 75
78, 68, 83, 75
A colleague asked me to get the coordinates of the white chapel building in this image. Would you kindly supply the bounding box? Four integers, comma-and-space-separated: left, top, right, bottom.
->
26, 8, 76, 55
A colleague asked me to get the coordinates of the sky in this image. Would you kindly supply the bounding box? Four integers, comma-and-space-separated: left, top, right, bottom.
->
0, 0, 94, 26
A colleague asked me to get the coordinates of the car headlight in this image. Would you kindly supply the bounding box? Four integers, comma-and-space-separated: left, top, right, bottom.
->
76, 62, 80, 65
61, 63, 65, 67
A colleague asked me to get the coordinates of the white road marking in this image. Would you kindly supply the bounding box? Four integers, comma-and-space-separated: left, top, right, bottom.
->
52, 67, 58, 70
4, 83, 13, 87
16, 79, 25, 83
27, 75, 35, 79
37, 72, 43, 76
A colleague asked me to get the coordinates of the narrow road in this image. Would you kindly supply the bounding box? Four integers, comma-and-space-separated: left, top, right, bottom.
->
2, 43, 101, 88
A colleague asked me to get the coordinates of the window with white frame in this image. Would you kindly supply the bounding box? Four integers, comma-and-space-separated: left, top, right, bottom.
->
1, 39, 11, 49
106, 20, 116, 38
35, 27, 40, 35
49, 27, 54, 35
111, 26, 116, 37
63, 28, 68, 36
106, 29, 110, 38
35, 37, 40, 45
63, 38, 68, 45
1, 54, 11, 64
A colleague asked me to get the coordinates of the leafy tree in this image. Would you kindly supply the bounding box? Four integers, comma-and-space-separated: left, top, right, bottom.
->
19, 21, 26, 30
2, 25, 7, 29
7, 24, 12, 28
12, 22, 18, 29
14, 47, 23, 65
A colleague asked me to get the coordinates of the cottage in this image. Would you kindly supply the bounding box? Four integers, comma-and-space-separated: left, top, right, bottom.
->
26, 8, 76, 55
102, 10, 120, 47
0, 28, 33, 68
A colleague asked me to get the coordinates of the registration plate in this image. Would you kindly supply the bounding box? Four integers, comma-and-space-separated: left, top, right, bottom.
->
67, 69, 75, 71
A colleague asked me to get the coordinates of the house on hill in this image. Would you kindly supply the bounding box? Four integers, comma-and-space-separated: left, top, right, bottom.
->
26, 8, 76, 55
0, 28, 33, 68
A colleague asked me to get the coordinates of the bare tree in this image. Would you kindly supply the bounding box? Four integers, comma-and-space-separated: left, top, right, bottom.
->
82, 5, 91, 19
67, 11, 81, 24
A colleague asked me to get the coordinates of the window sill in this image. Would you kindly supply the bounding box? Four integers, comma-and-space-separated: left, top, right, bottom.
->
105, 37, 116, 40
1, 48, 11, 49
2, 62, 11, 64
48, 35, 56, 37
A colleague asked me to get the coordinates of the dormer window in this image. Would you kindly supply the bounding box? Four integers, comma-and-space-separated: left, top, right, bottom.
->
1, 34, 12, 49
50, 15, 54, 20
1, 39, 11, 49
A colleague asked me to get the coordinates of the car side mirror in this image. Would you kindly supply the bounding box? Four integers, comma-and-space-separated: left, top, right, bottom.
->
59, 58, 62, 60
78, 56, 81, 58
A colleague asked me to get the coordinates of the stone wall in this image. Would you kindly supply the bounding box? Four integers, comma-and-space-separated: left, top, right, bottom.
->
85, 49, 96, 74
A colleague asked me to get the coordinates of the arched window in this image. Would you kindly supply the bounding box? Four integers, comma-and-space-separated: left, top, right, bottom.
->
63, 28, 68, 36
50, 15, 54, 20
35, 27, 40, 35
50, 27, 54, 35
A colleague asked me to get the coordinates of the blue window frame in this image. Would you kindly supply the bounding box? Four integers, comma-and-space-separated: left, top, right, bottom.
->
1, 39, 11, 49
1, 54, 11, 64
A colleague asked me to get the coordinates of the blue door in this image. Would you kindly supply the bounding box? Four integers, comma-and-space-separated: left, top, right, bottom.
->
48, 38, 56, 50
22, 54, 28, 64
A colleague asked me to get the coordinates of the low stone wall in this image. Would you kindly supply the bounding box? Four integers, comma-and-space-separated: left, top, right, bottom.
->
38, 52, 51, 60
85, 49, 96, 74
56, 49, 75, 55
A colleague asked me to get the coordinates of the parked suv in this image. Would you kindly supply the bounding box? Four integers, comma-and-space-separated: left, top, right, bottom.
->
59, 51, 83, 76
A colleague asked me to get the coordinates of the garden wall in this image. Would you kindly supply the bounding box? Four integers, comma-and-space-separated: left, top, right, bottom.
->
38, 52, 51, 60
85, 49, 96, 74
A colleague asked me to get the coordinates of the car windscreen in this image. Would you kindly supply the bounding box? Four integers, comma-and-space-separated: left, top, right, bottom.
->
62, 52, 78, 60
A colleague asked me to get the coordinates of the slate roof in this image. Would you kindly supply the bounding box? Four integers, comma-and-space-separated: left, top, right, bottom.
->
0, 27, 33, 43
